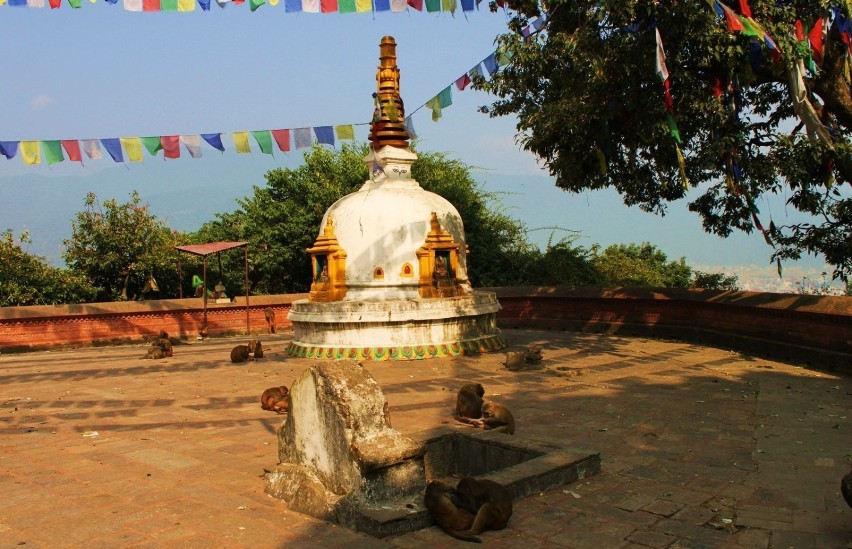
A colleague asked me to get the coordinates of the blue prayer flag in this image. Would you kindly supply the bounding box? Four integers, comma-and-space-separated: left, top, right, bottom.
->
101, 138, 124, 163
374, 0, 390, 10
460, 0, 473, 10
285, 0, 301, 11
314, 126, 335, 146
0, 141, 20, 159
201, 133, 225, 152
483, 53, 498, 76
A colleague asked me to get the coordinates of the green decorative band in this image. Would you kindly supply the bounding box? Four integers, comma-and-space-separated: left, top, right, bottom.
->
286, 333, 507, 361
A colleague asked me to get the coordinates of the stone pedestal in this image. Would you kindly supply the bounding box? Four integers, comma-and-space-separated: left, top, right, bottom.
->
264, 361, 426, 529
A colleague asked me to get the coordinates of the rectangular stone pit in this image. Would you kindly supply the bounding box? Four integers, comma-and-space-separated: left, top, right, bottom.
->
353, 426, 600, 538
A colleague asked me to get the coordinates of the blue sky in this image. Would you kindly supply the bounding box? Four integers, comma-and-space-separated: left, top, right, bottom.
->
0, 4, 837, 290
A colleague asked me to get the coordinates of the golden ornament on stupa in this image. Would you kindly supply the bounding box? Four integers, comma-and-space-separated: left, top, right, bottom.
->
368, 36, 410, 150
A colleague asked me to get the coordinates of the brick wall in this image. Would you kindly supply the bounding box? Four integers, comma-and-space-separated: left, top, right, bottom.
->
1, 288, 850, 371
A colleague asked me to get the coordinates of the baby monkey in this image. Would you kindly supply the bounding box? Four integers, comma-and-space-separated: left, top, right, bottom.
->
456, 400, 515, 435
260, 386, 289, 413
249, 339, 264, 359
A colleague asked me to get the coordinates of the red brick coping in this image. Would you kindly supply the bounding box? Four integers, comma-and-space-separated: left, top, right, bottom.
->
1, 287, 849, 370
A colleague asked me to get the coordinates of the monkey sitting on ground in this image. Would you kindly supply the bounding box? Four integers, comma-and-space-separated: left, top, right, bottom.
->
260, 386, 289, 413
230, 344, 253, 363
456, 400, 515, 435
249, 339, 264, 359
158, 330, 173, 357
264, 307, 276, 334
423, 480, 481, 543
454, 383, 485, 421
453, 477, 513, 538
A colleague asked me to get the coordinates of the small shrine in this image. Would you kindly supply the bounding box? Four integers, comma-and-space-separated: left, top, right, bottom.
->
286, 36, 505, 361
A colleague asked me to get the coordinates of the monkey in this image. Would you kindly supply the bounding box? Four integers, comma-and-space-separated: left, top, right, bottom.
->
455, 383, 485, 421
158, 330, 173, 357
264, 307, 276, 334
423, 480, 481, 543
249, 339, 264, 359
457, 400, 515, 434
143, 346, 166, 359
260, 386, 289, 413
524, 344, 543, 364
230, 345, 253, 363
453, 477, 513, 537
842, 466, 852, 508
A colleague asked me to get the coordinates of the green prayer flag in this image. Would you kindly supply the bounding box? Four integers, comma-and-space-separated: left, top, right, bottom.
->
441, 0, 455, 12
335, 125, 355, 140
160, 0, 178, 11
497, 48, 514, 67
425, 0, 439, 12
665, 114, 681, 144
338, 0, 355, 12
42, 140, 64, 165
426, 97, 443, 121
385, 102, 399, 122
438, 86, 452, 108
739, 16, 759, 37
67, 0, 81, 7
251, 130, 274, 155
250, 0, 265, 11
141, 137, 163, 156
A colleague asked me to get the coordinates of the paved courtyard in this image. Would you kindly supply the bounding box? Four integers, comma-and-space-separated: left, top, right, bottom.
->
0, 329, 850, 548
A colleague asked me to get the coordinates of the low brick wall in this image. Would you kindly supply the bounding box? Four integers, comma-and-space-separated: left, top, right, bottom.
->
488, 287, 852, 371
0, 294, 307, 352
1, 288, 850, 371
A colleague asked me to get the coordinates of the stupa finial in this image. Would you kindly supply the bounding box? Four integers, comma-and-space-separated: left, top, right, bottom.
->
369, 36, 410, 151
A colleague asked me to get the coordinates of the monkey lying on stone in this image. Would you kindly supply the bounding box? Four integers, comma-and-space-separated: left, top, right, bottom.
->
456, 400, 515, 434
454, 383, 484, 421
249, 339, 264, 359
454, 477, 513, 538
260, 386, 289, 413
230, 344, 253, 363
423, 480, 480, 543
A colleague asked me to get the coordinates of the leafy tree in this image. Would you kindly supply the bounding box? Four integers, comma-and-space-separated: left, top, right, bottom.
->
520, 234, 605, 286
591, 242, 693, 287
1, 230, 96, 306
480, 1, 852, 281
195, 143, 540, 293
692, 270, 740, 290
63, 192, 186, 301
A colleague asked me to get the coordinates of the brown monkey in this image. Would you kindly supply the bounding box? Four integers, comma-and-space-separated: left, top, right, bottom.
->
455, 383, 485, 420
143, 346, 166, 359
423, 480, 481, 543
454, 477, 513, 537
158, 330, 173, 357
260, 386, 289, 413
230, 345, 253, 363
249, 339, 264, 359
264, 307, 276, 334
457, 401, 515, 434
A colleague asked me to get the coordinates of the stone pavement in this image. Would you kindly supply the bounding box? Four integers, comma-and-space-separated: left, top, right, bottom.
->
0, 329, 850, 548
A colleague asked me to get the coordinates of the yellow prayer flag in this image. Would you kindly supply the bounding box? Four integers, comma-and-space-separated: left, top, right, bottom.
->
335, 125, 355, 141
233, 132, 251, 154
178, 0, 195, 10
0, 0, 7, 6
269, 0, 279, 5
120, 137, 144, 163
21, 141, 41, 165
355, 0, 370, 12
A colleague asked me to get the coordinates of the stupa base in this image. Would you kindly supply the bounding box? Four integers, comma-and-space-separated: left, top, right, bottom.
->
286, 291, 506, 361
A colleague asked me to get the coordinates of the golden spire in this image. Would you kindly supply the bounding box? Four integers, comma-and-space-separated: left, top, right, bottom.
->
369, 36, 410, 150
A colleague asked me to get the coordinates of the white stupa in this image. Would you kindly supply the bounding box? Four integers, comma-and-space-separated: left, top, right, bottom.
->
286, 36, 505, 361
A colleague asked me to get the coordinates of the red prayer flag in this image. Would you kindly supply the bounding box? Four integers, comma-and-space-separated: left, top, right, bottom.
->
271, 129, 290, 152
162, 135, 180, 159
809, 17, 825, 63
143, 0, 160, 9
61, 140, 82, 163
794, 19, 805, 41
737, 0, 751, 17
49, 0, 61, 8
320, 0, 336, 11
663, 79, 674, 114
724, 8, 745, 31
407, 0, 422, 10
455, 74, 471, 91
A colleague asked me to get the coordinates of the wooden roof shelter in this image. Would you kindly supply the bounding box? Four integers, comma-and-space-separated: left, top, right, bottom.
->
175, 241, 249, 337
